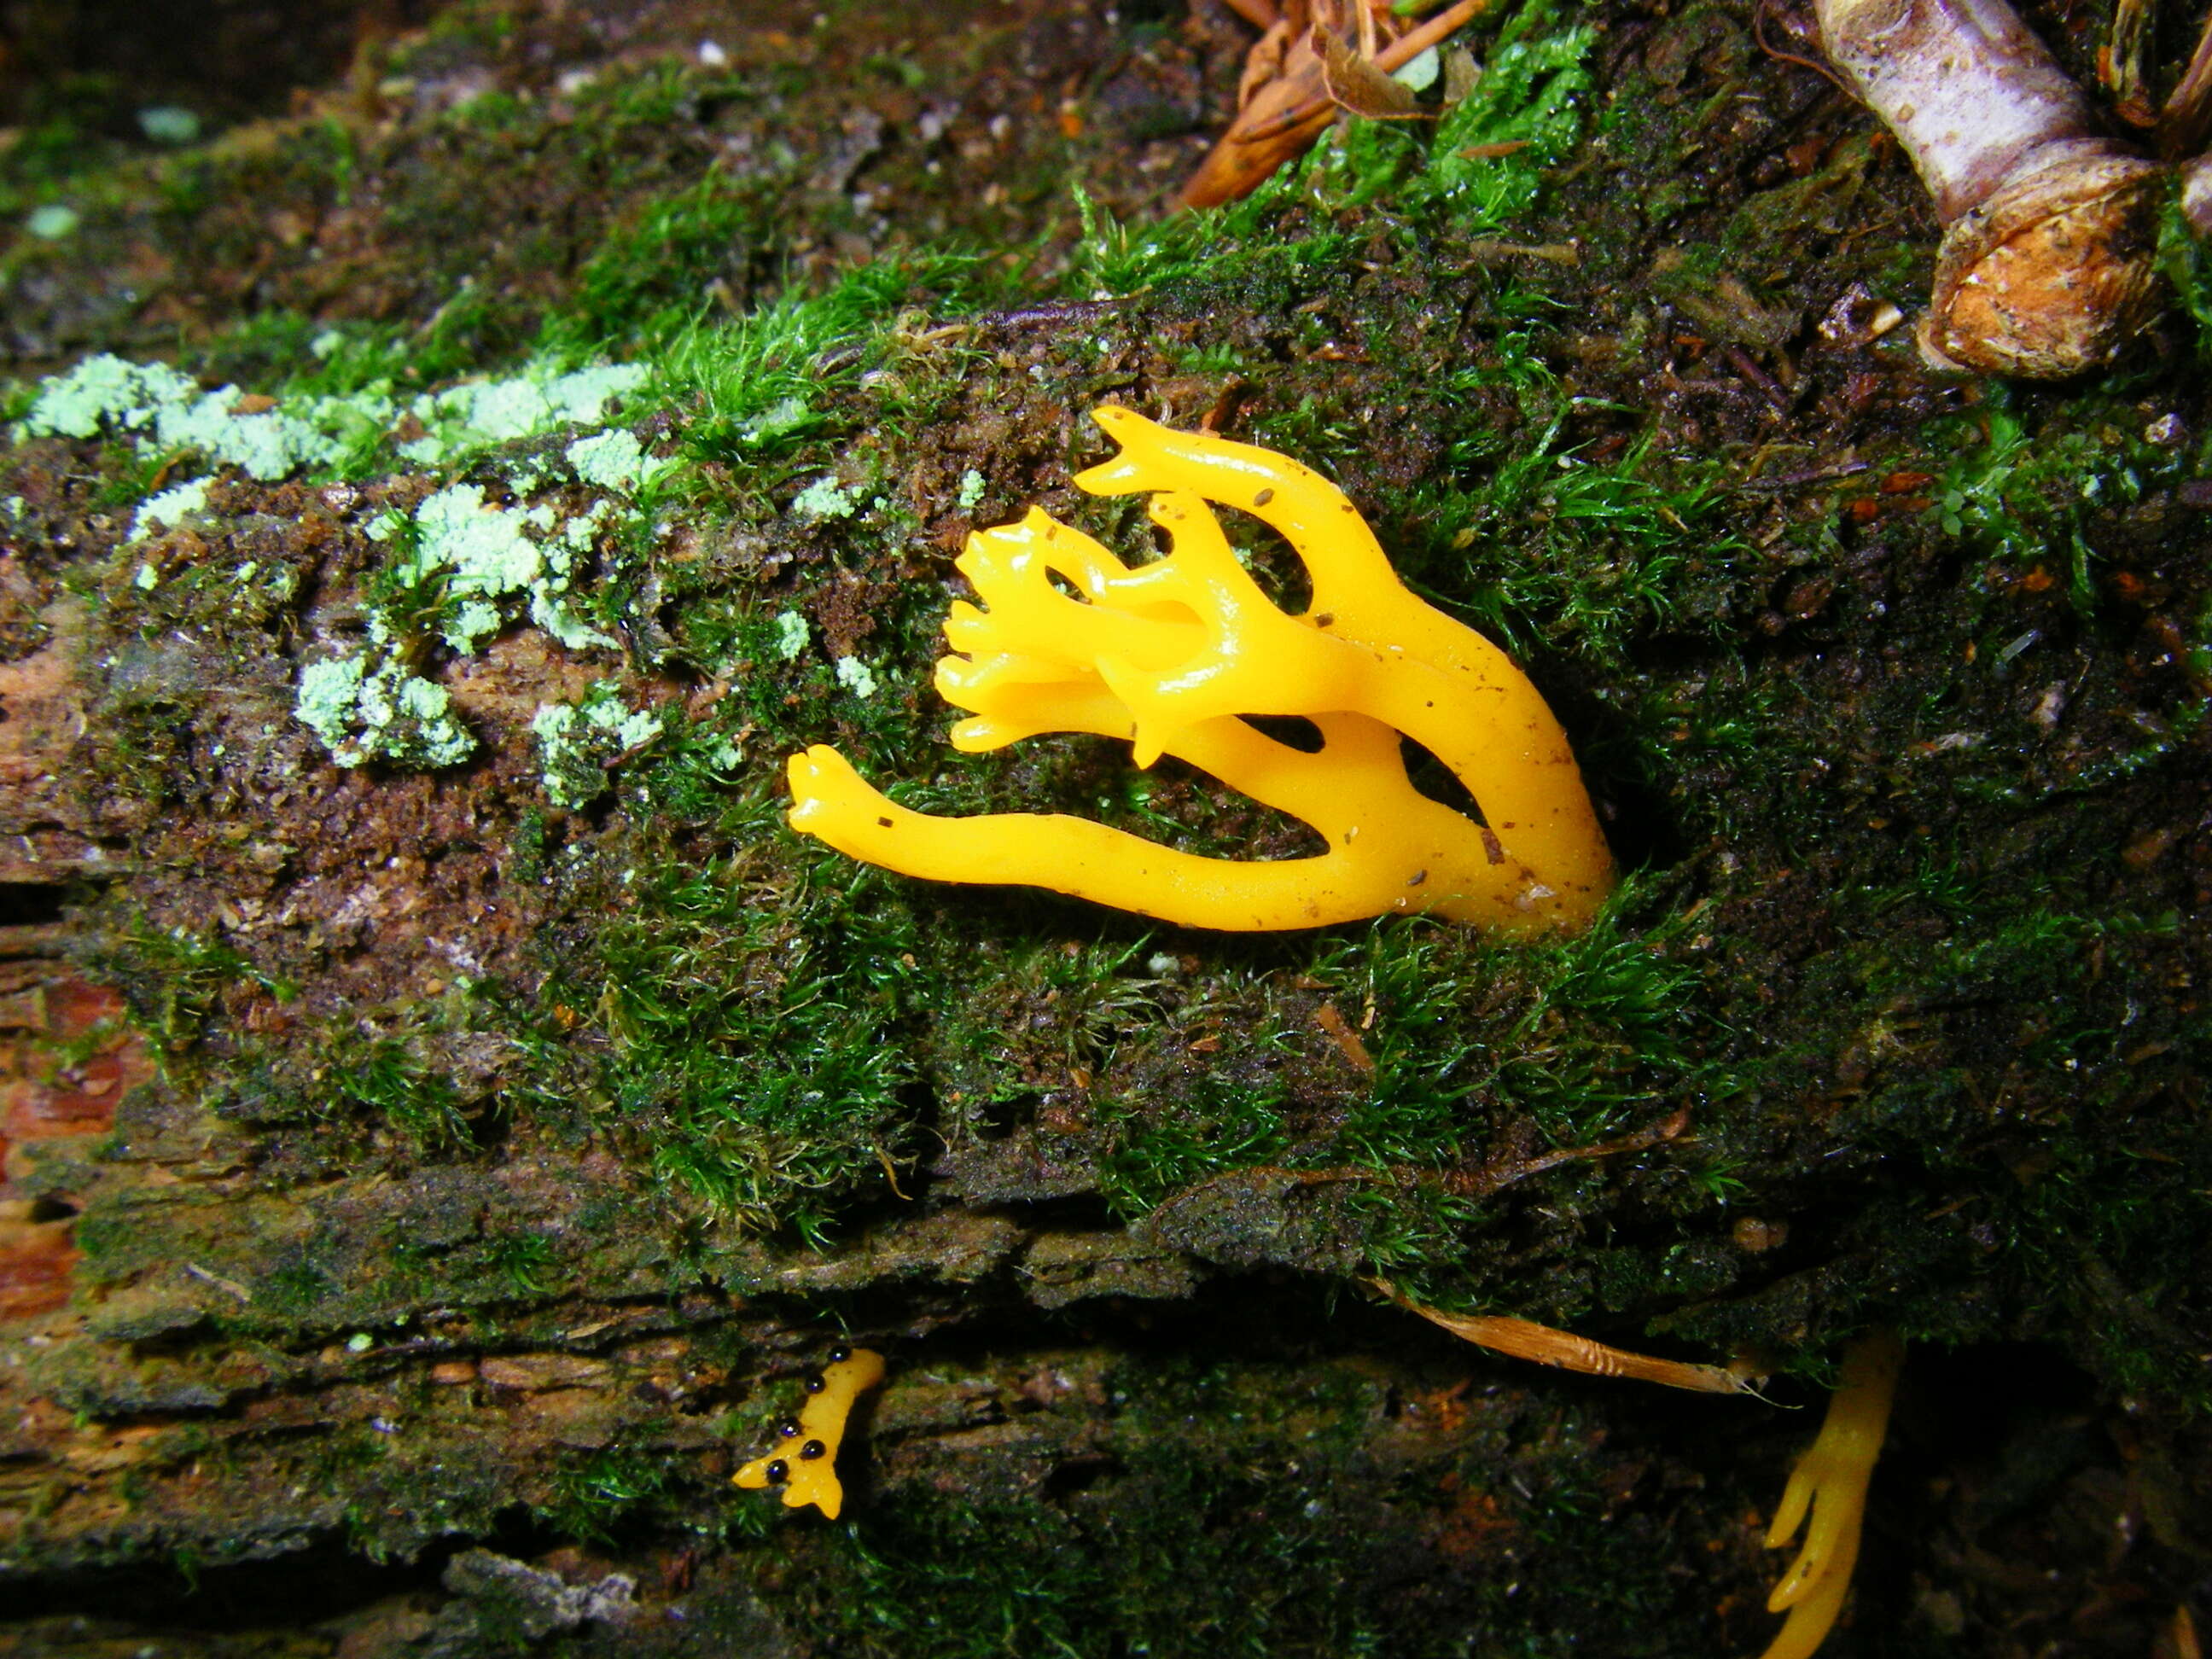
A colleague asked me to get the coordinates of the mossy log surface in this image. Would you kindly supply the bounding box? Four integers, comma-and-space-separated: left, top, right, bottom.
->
0, 0, 2207, 1653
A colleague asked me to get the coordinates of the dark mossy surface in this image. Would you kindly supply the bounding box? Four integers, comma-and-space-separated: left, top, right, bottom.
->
0, 0, 2208, 1653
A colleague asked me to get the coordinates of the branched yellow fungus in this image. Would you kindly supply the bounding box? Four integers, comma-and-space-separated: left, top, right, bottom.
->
1758, 1329, 1905, 1659
732, 1344, 885, 1520
787, 407, 1614, 933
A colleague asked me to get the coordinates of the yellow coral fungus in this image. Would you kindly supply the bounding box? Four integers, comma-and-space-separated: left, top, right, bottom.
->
787, 407, 1613, 933
1758, 1329, 1905, 1659
732, 1344, 885, 1520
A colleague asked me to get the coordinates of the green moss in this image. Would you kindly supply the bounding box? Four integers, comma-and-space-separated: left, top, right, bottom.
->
534, 1444, 681, 1545
482, 1232, 558, 1299
2157, 189, 2212, 352
1068, 0, 1591, 305
1350, 895, 1705, 1150
81, 918, 263, 1058
500, 809, 926, 1238
325, 1034, 471, 1150
533, 683, 672, 808
1097, 1069, 1295, 1213
651, 249, 995, 471
295, 653, 477, 769
1413, 418, 1738, 667
539, 172, 783, 358
765, 1353, 1726, 1659
1929, 387, 2183, 602
1076, 883, 1721, 1295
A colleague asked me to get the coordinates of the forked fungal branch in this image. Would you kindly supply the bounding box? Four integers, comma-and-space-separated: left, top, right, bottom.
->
786, 406, 1613, 934
732, 1344, 886, 1521
1757, 1328, 1905, 1659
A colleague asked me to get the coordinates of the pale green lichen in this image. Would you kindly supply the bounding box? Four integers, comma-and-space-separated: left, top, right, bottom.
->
25, 205, 79, 241
957, 468, 987, 510
772, 609, 811, 662
740, 396, 812, 446
532, 683, 664, 808
294, 658, 363, 744
21, 355, 200, 440
161, 395, 353, 482
130, 477, 211, 541
564, 428, 669, 495
137, 106, 201, 145
1393, 45, 1441, 92
290, 480, 618, 770
294, 655, 475, 770
391, 484, 614, 654
400, 363, 650, 467
16, 351, 651, 496
18, 352, 388, 481
791, 475, 857, 521
834, 655, 879, 700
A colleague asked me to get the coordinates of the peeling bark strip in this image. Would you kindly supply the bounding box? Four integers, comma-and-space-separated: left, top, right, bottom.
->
1811, 0, 2166, 376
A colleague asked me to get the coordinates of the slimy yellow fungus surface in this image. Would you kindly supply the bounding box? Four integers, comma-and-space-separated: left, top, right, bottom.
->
1758, 1329, 1905, 1659
732, 1345, 885, 1520
787, 406, 1614, 933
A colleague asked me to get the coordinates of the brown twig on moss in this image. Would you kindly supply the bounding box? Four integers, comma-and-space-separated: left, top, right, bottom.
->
2099, 0, 2158, 128
2159, 9, 2212, 158
1159, 1105, 1691, 1209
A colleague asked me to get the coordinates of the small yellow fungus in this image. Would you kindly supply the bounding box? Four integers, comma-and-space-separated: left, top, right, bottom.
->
1758, 1329, 1905, 1659
732, 1344, 886, 1520
787, 407, 1613, 933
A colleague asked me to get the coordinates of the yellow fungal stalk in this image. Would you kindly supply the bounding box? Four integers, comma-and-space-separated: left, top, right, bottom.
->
1757, 1329, 1905, 1659
732, 1345, 885, 1520
786, 406, 1613, 933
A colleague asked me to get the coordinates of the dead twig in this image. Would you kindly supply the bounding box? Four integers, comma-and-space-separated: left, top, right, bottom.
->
1219, 0, 1282, 28
2102, 0, 2157, 126
1151, 1107, 1691, 1217
1371, 1279, 1761, 1395
1437, 1107, 1691, 1198
2159, 5, 2212, 157
1178, 0, 1495, 210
